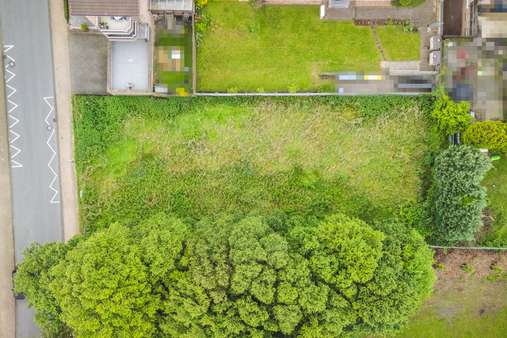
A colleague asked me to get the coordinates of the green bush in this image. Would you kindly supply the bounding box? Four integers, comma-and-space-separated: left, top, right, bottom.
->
392, 0, 426, 7
463, 121, 507, 154
431, 145, 492, 243
16, 214, 434, 337
431, 89, 472, 136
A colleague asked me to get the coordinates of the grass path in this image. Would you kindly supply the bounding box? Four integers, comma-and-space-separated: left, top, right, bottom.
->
482, 157, 507, 246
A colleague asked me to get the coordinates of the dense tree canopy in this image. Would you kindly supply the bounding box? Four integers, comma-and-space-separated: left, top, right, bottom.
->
432, 145, 492, 243
15, 214, 434, 337
160, 215, 434, 336
13, 242, 72, 337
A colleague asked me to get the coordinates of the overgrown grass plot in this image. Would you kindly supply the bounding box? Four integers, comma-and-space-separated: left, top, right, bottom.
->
74, 96, 435, 233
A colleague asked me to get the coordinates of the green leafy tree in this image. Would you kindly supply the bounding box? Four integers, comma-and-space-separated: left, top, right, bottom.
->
18, 214, 433, 337
160, 215, 434, 336
49, 224, 160, 338
14, 242, 73, 337
432, 145, 492, 243
432, 89, 472, 135
463, 121, 507, 154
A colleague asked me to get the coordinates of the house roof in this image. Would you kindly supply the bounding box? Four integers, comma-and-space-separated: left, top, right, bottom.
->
479, 13, 507, 38
69, 0, 139, 17
150, 0, 193, 12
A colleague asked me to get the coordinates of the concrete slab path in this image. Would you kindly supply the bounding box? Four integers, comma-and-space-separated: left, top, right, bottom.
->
0, 26, 16, 338
49, 0, 80, 241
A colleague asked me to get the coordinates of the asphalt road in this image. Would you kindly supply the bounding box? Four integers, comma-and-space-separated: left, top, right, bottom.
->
1, 0, 64, 336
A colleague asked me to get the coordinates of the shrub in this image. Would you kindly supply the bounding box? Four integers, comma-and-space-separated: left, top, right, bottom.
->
392, 0, 425, 7
431, 145, 492, 243
431, 89, 472, 135
463, 121, 507, 154
80, 23, 89, 32
195, 0, 208, 8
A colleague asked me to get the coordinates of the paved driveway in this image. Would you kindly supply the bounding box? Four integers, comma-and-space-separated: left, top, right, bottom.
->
1, 0, 64, 336
69, 31, 108, 94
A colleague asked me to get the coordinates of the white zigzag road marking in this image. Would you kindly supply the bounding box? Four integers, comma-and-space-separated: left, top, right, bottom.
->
7, 98, 18, 114
3, 44, 22, 168
43, 96, 54, 126
6, 83, 16, 98
8, 113, 19, 129
43, 96, 60, 204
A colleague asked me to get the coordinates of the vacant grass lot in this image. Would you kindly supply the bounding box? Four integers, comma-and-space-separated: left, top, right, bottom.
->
74, 96, 434, 233
482, 157, 507, 247
197, 3, 381, 92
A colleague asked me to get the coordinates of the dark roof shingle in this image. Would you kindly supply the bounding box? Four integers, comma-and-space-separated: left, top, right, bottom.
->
69, 0, 139, 17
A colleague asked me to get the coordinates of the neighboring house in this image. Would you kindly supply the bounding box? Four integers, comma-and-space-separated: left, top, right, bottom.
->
68, 0, 194, 95
441, 0, 507, 120
68, 0, 150, 40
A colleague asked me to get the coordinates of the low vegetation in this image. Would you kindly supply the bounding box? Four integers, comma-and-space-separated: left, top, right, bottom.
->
396, 249, 507, 337
482, 157, 507, 246
73, 95, 436, 233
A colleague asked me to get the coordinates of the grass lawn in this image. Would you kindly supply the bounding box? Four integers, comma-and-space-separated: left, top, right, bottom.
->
197, 3, 381, 92
154, 27, 193, 93
74, 96, 435, 233
394, 250, 507, 338
481, 157, 507, 247
377, 25, 421, 61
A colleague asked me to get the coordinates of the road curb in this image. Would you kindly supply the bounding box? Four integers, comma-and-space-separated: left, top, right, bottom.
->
49, 0, 80, 240
0, 27, 16, 338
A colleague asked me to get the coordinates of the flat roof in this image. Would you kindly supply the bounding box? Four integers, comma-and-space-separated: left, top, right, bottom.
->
150, 0, 193, 12
69, 0, 139, 17
443, 0, 463, 36
111, 40, 150, 92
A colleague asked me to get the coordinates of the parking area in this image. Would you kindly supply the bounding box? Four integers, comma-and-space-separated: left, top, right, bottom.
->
69, 32, 108, 94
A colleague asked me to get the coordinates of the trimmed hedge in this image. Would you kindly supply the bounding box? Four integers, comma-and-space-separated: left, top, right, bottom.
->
432, 145, 492, 243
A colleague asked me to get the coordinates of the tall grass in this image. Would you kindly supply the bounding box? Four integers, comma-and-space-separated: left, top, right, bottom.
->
74, 96, 435, 233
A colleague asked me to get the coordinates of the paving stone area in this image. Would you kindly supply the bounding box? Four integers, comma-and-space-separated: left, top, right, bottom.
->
325, 0, 436, 28
69, 31, 108, 95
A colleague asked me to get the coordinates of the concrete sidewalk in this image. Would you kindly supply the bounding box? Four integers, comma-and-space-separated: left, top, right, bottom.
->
0, 27, 16, 338
49, 0, 80, 241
